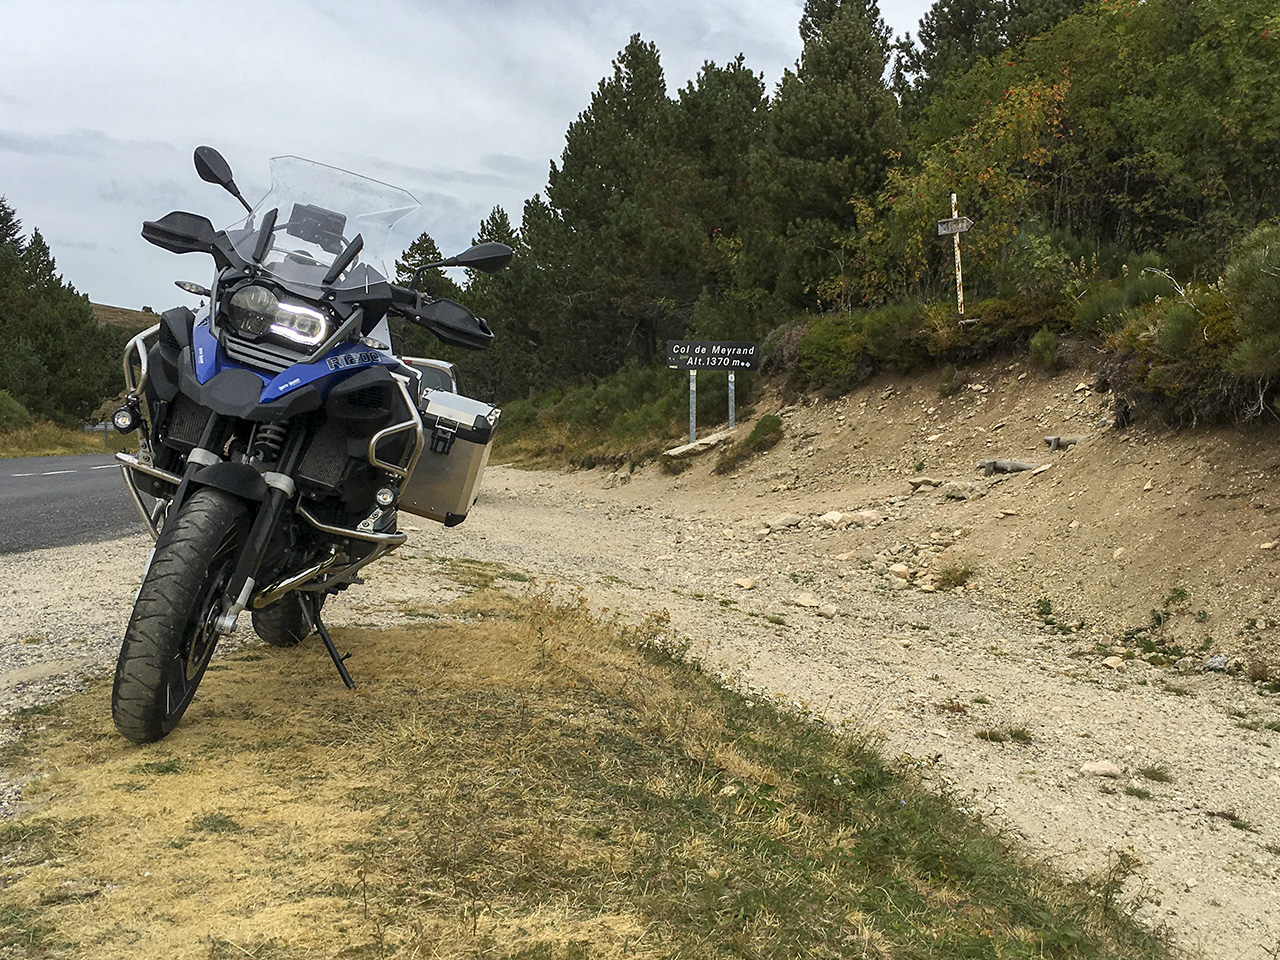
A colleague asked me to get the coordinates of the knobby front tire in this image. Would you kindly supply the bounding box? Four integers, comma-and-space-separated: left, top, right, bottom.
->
112, 489, 249, 744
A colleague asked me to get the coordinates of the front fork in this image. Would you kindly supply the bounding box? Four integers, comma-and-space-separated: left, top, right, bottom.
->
165, 413, 308, 637
216, 428, 307, 635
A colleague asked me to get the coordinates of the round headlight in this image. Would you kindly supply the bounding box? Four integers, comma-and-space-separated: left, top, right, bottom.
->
227, 284, 277, 338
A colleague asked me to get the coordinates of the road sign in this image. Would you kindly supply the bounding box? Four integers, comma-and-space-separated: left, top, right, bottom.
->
937, 216, 974, 236
667, 341, 759, 442
665, 340, 760, 371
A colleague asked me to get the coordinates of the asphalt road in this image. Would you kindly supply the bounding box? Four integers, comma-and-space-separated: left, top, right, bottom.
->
0, 454, 144, 555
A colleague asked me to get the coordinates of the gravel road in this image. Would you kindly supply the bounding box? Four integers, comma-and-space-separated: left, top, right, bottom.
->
3, 464, 1279, 959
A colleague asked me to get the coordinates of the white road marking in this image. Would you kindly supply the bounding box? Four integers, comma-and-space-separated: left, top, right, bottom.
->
8, 463, 117, 478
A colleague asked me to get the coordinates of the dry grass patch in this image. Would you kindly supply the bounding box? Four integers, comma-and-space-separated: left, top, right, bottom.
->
0, 422, 130, 459
2, 584, 1172, 959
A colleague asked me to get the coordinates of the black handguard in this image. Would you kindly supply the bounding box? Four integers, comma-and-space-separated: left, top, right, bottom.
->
388, 284, 495, 351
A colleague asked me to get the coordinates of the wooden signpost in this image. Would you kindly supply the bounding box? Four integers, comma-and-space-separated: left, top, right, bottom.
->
937, 194, 974, 316
666, 340, 760, 442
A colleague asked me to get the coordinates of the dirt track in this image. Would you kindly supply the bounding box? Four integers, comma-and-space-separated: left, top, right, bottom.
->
4, 363, 1280, 958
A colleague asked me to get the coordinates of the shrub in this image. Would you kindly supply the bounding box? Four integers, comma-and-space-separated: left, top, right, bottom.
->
936, 364, 964, 396
0, 389, 31, 430
714, 414, 784, 475
1223, 222, 1280, 378
793, 313, 874, 397
1156, 304, 1200, 357
1074, 257, 1172, 337
934, 560, 976, 589
1028, 326, 1060, 372
1099, 282, 1268, 426
860, 302, 930, 370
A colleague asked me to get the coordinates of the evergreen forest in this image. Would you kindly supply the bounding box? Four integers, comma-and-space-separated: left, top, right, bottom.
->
3, 0, 1278, 443
0, 199, 125, 429
395, 0, 1280, 449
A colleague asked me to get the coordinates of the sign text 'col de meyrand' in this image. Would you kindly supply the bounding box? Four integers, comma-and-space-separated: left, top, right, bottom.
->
665, 340, 761, 371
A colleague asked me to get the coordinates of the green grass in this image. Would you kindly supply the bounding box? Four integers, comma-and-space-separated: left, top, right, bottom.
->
0, 903, 61, 952
337, 604, 1166, 958
1207, 810, 1256, 832
131, 757, 184, 776
0, 421, 132, 459
976, 725, 1034, 744
190, 811, 243, 834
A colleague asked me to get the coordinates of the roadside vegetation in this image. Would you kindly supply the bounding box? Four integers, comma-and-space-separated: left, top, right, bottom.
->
0, 421, 129, 459
6, 0, 1278, 462
1, 572, 1171, 958
0, 201, 126, 428
713, 413, 784, 474
453, 0, 1280, 461
496, 366, 758, 470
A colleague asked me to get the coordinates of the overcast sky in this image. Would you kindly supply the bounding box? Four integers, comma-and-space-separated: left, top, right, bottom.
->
1, 0, 932, 310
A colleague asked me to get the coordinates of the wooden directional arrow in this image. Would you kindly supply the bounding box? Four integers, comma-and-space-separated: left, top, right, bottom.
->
937, 216, 974, 236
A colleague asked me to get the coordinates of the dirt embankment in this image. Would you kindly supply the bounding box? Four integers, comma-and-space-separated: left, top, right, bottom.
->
3, 353, 1280, 957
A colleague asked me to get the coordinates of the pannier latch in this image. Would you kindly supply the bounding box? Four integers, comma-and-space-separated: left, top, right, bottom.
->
429, 422, 457, 455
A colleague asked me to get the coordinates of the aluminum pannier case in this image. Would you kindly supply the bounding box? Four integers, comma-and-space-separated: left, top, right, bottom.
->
400, 390, 500, 526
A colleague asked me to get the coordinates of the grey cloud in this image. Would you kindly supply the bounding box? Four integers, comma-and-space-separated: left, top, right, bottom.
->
97, 178, 188, 209
49, 238, 98, 251
349, 155, 528, 193
479, 154, 546, 179
0, 128, 178, 160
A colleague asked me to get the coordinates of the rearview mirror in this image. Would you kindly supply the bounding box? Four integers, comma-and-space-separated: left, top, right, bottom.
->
194, 146, 234, 188
409, 241, 514, 291
194, 145, 253, 214
442, 241, 514, 274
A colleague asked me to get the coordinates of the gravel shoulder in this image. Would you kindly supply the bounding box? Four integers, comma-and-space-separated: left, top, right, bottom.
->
4, 426, 1280, 958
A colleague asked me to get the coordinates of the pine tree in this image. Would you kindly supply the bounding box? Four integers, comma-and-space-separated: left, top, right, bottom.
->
893, 0, 1087, 124
543, 35, 693, 371
0, 197, 21, 249
0, 199, 125, 424
800, 0, 891, 48
746, 3, 902, 308
473, 207, 518, 247
394, 232, 462, 302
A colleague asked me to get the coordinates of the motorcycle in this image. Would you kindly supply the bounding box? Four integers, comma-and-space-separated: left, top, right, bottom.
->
111, 146, 511, 744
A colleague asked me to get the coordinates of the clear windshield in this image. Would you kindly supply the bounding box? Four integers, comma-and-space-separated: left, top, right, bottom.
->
229, 156, 419, 291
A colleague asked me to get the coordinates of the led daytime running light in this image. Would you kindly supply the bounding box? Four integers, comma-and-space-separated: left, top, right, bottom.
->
270, 301, 329, 345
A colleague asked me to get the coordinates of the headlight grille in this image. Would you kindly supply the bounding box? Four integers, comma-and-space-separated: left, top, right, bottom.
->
221, 334, 300, 374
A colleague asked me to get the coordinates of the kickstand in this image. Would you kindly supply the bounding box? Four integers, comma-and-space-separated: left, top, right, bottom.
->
305, 594, 354, 689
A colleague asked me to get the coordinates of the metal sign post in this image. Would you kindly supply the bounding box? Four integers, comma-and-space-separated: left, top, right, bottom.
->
937, 195, 974, 316
688, 369, 697, 442
667, 340, 760, 443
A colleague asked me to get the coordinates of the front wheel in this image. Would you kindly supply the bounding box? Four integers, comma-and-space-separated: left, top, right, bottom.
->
112, 489, 249, 743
